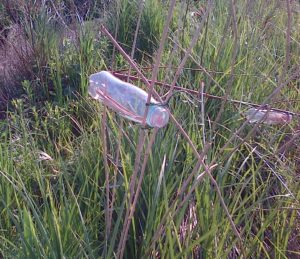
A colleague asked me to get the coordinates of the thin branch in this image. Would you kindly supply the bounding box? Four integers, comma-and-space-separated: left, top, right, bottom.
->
112, 72, 300, 118
101, 106, 111, 254
211, 0, 239, 133
285, 0, 292, 77
270, 0, 292, 104
170, 114, 245, 255
111, 0, 121, 69
115, 1, 177, 256
98, 23, 300, 255
164, 1, 212, 102
127, 0, 144, 81
120, 128, 159, 256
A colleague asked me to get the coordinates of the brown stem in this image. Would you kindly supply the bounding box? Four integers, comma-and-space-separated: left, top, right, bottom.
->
101, 106, 111, 252
101, 23, 245, 256
112, 72, 300, 118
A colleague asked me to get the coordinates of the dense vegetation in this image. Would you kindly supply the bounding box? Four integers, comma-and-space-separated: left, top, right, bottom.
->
0, 0, 299, 258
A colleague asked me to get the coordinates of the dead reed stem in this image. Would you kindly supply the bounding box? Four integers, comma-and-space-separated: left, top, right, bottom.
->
112, 72, 300, 118
101, 24, 245, 256
112, 0, 178, 257
101, 106, 111, 249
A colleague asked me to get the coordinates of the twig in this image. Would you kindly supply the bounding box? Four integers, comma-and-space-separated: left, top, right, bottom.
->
108, 118, 123, 255
211, 0, 239, 133
164, 1, 212, 102
270, 0, 292, 104
120, 129, 158, 256
127, 0, 144, 81
170, 114, 245, 255
285, 0, 292, 78
101, 24, 245, 255
146, 143, 212, 253
200, 81, 206, 149
111, 0, 121, 69
112, 71, 300, 118
109, 1, 178, 257
101, 106, 111, 253
159, 0, 185, 93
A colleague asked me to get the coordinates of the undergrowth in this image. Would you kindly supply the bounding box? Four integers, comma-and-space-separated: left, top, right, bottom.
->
0, 0, 299, 258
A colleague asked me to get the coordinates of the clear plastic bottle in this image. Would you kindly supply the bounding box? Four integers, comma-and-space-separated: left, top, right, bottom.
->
245, 108, 292, 125
88, 71, 169, 128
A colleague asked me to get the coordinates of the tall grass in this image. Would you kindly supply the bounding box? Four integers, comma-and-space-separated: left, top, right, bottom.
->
0, 0, 299, 258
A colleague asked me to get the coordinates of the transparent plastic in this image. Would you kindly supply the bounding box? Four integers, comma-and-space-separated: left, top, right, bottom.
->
245, 108, 292, 125
88, 71, 169, 128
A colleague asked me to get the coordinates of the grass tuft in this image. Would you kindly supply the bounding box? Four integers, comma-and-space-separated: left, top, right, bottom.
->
0, 0, 299, 258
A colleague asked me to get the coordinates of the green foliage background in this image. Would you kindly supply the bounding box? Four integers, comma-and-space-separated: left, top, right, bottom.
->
0, 0, 299, 258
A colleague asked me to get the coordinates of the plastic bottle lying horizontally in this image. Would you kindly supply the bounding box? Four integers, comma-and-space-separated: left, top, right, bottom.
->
245, 107, 292, 125
88, 71, 169, 128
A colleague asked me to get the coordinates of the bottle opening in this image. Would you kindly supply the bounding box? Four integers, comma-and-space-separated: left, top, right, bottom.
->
147, 106, 169, 128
